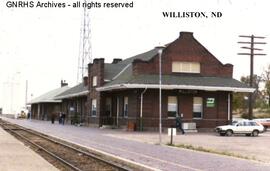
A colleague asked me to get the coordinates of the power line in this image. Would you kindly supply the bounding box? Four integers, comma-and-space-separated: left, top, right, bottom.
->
238, 35, 267, 120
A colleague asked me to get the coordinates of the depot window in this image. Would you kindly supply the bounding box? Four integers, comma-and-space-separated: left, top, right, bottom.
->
193, 97, 203, 119
91, 99, 97, 116
123, 96, 128, 117
168, 96, 177, 117
92, 76, 97, 87
172, 62, 200, 73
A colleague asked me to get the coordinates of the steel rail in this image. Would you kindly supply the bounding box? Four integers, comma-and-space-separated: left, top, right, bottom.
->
23, 125, 130, 171
0, 122, 82, 171
0, 120, 130, 171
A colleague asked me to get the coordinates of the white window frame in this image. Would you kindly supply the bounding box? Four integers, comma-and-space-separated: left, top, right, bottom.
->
168, 96, 178, 118
123, 96, 128, 118
172, 62, 200, 73
193, 97, 203, 119
91, 99, 97, 117
92, 76, 97, 87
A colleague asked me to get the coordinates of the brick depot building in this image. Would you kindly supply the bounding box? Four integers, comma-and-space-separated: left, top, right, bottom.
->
55, 78, 88, 124
87, 32, 254, 130
29, 81, 69, 120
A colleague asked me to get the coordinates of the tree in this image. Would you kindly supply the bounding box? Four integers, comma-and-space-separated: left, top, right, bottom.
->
232, 92, 248, 111
262, 64, 270, 106
233, 75, 262, 111
240, 74, 262, 105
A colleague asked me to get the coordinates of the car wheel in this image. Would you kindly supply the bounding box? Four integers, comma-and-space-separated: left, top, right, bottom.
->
220, 133, 225, 136
252, 130, 259, 137
263, 126, 268, 132
226, 130, 233, 136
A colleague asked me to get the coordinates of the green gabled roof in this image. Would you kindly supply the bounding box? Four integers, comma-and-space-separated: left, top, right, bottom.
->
104, 64, 126, 80
101, 50, 253, 92
55, 83, 88, 99
100, 32, 253, 93
117, 48, 158, 65
28, 86, 70, 104
102, 74, 250, 89
103, 48, 159, 81
100, 53, 253, 92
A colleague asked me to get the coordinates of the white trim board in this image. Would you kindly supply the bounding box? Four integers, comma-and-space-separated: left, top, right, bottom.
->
96, 83, 255, 93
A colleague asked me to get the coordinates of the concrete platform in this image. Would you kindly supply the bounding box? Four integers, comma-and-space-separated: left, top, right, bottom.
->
2, 117, 270, 171
0, 127, 58, 171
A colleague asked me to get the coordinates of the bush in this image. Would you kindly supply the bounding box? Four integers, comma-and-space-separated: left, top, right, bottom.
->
71, 112, 79, 125
241, 113, 249, 119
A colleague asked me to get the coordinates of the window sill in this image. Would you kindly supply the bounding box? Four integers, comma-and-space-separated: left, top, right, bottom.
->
168, 117, 176, 119
193, 118, 202, 120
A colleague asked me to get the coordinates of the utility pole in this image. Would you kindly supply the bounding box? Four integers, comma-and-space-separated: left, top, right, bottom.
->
156, 45, 165, 145
238, 35, 266, 120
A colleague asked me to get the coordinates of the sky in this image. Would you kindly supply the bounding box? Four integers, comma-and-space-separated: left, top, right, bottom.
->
0, 0, 269, 114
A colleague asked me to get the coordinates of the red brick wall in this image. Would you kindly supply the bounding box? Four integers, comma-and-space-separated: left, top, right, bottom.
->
139, 89, 229, 129
88, 58, 105, 126
31, 103, 60, 121
100, 89, 229, 129
61, 97, 87, 124
88, 32, 233, 129
133, 32, 233, 78
179, 95, 193, 119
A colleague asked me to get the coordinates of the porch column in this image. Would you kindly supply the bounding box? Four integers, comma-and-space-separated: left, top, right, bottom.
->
116, 97, 119, 127
227, 93, 231, 121
37, 104, 40, 119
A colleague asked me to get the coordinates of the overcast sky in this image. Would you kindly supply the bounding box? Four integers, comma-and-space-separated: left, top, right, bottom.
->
0, 0, 269, 114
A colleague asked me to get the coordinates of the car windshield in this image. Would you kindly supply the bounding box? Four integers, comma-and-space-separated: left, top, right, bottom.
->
232, 121, 238, 126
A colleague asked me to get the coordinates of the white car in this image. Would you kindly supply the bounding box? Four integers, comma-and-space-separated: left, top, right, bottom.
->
215, 120, 264, 136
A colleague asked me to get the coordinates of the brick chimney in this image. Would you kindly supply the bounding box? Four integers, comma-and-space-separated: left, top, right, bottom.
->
90, 58, 105, 87
83, 76, 88, 87
179, 31, 194, 39
61, 80, 68, 87
112, 58, 122, 64
93, 58, 104, 64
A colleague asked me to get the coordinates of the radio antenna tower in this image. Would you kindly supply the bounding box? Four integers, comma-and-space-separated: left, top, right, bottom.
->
77, 0, 92, 83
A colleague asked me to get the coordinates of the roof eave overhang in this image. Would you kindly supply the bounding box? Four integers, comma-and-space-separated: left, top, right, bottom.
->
96, 84, 255, 93
27, 100, 62, 105
54, 90, 89, 100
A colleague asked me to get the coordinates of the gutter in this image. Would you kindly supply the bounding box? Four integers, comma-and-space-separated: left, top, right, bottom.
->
96, 84, 255, 93
27, 100, 62, 105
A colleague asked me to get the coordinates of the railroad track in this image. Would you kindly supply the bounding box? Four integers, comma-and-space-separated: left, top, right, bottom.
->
0, 119, 131, 171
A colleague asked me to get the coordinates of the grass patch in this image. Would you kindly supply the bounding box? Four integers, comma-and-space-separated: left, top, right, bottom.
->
167, 143, 257, 161
254, 113, 270, 119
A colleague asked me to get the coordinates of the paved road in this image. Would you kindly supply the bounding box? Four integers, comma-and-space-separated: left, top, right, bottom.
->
2, 117, 270, 171
106, 128, 270, 163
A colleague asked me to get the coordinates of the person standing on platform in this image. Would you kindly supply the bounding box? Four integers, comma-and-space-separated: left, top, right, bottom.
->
51, 113, 56, 124
62, 112, 66, 125
59, 112, 62, 124
176, 113, 185, 134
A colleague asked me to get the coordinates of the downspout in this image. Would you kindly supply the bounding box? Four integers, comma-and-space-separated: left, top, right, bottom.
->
140, 88, 147, 131
116, 97, 119, 127
228, 92, 231, 122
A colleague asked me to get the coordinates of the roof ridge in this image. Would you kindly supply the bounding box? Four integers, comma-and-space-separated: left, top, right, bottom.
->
112, 64, 132, 80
